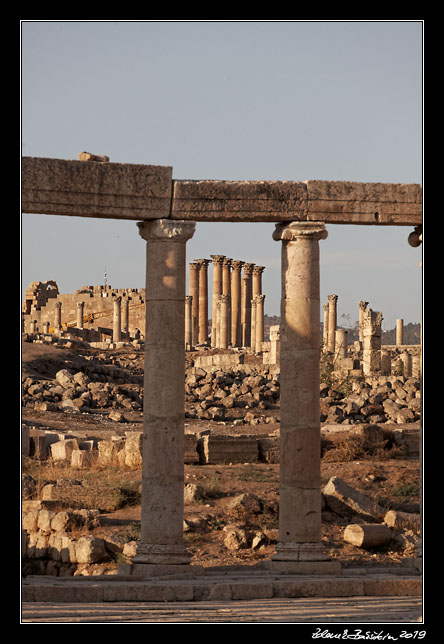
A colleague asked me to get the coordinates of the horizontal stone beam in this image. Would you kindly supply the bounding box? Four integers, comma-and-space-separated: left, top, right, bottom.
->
22, 157, 422, 225
21, 157, 172, 220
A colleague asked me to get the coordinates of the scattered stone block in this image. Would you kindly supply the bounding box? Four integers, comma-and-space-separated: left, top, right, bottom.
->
50, 439, 79, 462
197, 434, 258, 464
343, 523, 392, 548
322, 476, 385, 521
384, 510, 421, 534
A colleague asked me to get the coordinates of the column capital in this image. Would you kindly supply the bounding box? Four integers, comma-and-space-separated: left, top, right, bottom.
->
137, 219, 196, 243
231, 260, 244, 271
328, 294, 338, 303
194, 258, 211, 267
252, 265, 265, 275
358, 300, 369, 311
255, 293, 266, 304
185, 295, 193, 302
218, 294, 230, 303
210, 254, 225, 265
222, 257, 232, 266
272, 221, 328, 242
189, 261, 200, 270
323, 302, 329, 312
243, 262, 255, 275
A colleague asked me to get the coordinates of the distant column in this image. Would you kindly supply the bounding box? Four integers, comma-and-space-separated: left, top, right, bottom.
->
322, 303, 329, 353
113, 296, 122, 343
185, 295, 193, 349
222, 258, 232, 342
230, 261, 244, 347
250, 298, 257, 353
196, 259, 211, 345
335, 329, 348, 361
255, 294, 265, 353
358, 301, 369, 344
76, 301, 84, 329
210, 255, 225, 347
362, 309, 383, 376
242, 263, 255, 347
189, 262, 200, 347
55, 301, 62, 332
252, 265, 265, 298
122, 297, 130, 333
396, 318, 404, 346
219, 294, 230, 349
327, 294, 338, 353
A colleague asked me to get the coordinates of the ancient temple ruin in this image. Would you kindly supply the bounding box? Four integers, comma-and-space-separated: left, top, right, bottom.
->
21, 156, 422, 575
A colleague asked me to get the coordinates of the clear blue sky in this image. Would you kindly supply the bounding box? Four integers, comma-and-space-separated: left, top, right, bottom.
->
21, 20, 423, 330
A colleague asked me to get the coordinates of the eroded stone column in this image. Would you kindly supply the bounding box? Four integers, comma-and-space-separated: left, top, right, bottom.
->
222, 258, 232, 342
188, 262, 199, 347
250, 298, 257, 353
272, 221, 329, 563
322, 303, 329, 353
362, 308, 383, 376
242, 263, 255, 347
55, 301, 62, 332
134, 219, 195, 567
327, 294, 338, 353
76, 301, 84, 329
113, 296, 122, 343
255, 294, 265, 353
185, 295, 193, 349
210, 255, 225, 347
219, 294, 230, 349
252, 265, 265, 299
196, 259, 211, 345
122, 297, 129, 333
335, 329, 348, 360
396, 318, 404, 346
230, 261, 243, 347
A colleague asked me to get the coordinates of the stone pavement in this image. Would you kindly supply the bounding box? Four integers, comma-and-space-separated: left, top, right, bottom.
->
21, 596, 423, 624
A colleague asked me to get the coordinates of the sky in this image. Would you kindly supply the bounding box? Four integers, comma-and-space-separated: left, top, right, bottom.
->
20, 20, 423, 330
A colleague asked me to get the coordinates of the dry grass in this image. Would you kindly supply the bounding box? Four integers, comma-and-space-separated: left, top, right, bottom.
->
321, 431, 404, 463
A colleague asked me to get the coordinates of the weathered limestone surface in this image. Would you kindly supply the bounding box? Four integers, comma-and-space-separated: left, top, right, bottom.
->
22, 157, 172, 220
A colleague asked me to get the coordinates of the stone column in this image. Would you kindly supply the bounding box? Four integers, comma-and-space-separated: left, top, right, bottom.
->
322, 303, 329, 353
185, 295, 193, 349
43, 321, 50, 334
113, 296, 122, 343
381, 350, 392, 376
188, 262, 200, 347
55, 301, 62, 332
76, 301, 84, 329
219, 294, 230, 349
358, 301, 369, 344
396, 318, 404, 346
252, 265, 265, 298
272, 221, 329, 564
242, 263, 255, 347
230, 261, 244, 347
362, 308, 383, 376
222, 258, 232, 342
250, 298, 257, 353
196, 259, 211, 345
335, 329, 348, 360
327, 294, 338, 353
255, 294, 265, 353
210, 255, 225, 347
122, 297, 130, 333
134, 218, 195, 568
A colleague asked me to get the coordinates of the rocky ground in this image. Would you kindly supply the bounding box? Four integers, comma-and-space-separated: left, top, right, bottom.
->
21, 336, 421, 576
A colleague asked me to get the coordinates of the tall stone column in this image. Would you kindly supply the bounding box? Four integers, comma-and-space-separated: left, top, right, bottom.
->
188, 262, 200, 347
185, 295, 193, 349
76, 301, 84, 329
122, 297, 130, 333
134, 219, 195, 568
327, 294, 338, 353
335, 329, 348, 360
322, 303, 329, 352
242, 263, 255, 347
196, 259, 211, 345
210, 255, 225, 347
219, 294, 230, 349
255, 294, 265, 353
272, 221, 329, 563
396, 318, 404, 346
362, 308, 383, 376
358, 301, 369, 344
230, 260, 243, 347
113, 296, 122, 343
222, 258, 232, 343
250, 298, 257, 353
252, 265, 265, 298
55, 301, 62, 332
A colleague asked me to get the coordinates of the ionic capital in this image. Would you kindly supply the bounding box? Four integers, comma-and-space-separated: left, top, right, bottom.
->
137, 219, 196, 243
272, 221, 328, 242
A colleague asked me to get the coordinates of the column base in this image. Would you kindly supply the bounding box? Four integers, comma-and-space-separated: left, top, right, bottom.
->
271, 541, 331, 562
131, 543, 192, 566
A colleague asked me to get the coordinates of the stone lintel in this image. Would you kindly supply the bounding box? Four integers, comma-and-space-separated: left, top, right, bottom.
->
22, 157, 172, 220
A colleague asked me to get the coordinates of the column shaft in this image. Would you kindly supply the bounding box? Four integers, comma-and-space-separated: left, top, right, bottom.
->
255, 294, 265, 353
231, 261, 243, 347
134, 219, 195, 566
189, 263, 199, 347
210, 255, 224, 347
113, 297, 122, 343
327, 294, 338, 353
196, 259, 211, 345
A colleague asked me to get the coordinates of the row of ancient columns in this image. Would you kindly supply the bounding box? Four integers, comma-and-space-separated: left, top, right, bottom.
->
186, 257, 265, 351
50, 297, 130, 342
131, 218, 330, 570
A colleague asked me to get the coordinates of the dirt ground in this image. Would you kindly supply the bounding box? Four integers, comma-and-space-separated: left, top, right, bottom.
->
21, 340, 421, 572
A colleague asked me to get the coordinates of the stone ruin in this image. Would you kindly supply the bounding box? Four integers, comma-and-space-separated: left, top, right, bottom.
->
21, 156, 422, 580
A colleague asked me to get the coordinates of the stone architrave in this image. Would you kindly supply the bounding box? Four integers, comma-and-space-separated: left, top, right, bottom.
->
322, 303, 329, 353
242, 263, 255, 347
185, 295, 193, 349
396, 318, 404, 346
135, 218, 195, 566
188, 262, 200, 347
327, 294, 338, 353
113, 296, 122, 343
230, 261, 244, 347
362, 308, 383, 376
255, 294, 265, 353
358, 301, 369, 344
76, 301, 84, 330
210, 255, 225, 347
272, 220, 329, 562
195, 259, 211, 345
